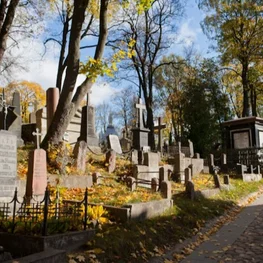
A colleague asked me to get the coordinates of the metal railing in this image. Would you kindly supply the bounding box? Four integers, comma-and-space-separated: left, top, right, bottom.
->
0, 187, 88, 236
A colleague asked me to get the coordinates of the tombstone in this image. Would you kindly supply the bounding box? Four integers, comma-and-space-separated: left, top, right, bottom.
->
12, 91, 21, 116
154, 117, 166, 153
208, 154, 214, 174
194, 153, 200, 159
184, 167, 192, 185
185, 181, 195, 200
46, 87, 59, 129
221, 153, 227, 173
237, 164, 247, 177
223, 174, 230, 185
25, 129, 47, 200
131, 98, 150, 151
107, 134, 122, 154
120, 129, 131, 152
92, 172, 102, 184
73, 140, 87, 173
159, 167, 168, 184
160, 181, 172, 199
143, 152, 159, 168
131, 149, 138, 164
126, 176, 136, 191
188, 140, 194, 158
0, 131, 17, 200
151, 178, 158, 192
105, 150, 116, 173
213, 169, 221, 188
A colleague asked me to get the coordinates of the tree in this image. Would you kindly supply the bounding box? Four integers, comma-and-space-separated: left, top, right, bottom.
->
111, 86, 135, 135
0, 81, 46, 122
199, 0, 263, 117
0, 1, 45, 81
183, 58, 229, 156
41, 0, 155, 149
107, 0, 184, 149
95, 101, 111, 134
154, 54, 186, 142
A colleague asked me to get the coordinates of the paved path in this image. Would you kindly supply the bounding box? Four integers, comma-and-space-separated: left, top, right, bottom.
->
181, 193, 263, 263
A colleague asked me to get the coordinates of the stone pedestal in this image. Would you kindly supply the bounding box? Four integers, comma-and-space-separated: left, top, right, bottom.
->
78, 105, 99, 147
46, 87, 59, 129
131, 127, 150, 151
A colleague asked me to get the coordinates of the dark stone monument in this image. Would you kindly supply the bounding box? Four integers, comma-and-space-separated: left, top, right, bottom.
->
131, 98, 150, 151
12, 91, 21, 116
160, 181, 172, 199
0, 131, 17, 200
185, 181, 195, 200
92, 172, 102, 184
154, 117, 166, 153
26, 129, 47, 200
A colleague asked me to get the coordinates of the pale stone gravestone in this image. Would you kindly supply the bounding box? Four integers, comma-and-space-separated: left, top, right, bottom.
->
188, 140, 194, 158
0, 131, 17, 199
107, 134, 122, 154
26, 128, 47, 199
105, 150, 116, 173
73, 140, 87, 173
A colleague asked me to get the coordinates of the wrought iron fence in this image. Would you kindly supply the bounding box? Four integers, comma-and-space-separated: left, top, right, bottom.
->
227, 147, 263, 168
0, 187, 88, 236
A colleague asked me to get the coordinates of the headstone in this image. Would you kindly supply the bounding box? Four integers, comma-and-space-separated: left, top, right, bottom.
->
151, 178, 158, 192
0, 131, 17, 199
26, 129, 47, 199
159, 167, 168, 184
223, 174, 230, 185
73, 140, 87, 173
12, 91, 21, 116
213, 169, 221, 188
126, 176, 136, 191
131, 98, 150, 151
120, 129, 131, 152
160, 181, 172, 199
154, 117, 166, 152
78, 105, 99, 147
105, 150, 116, 173
185, 167, 192, 185
92, 172, 102, 184
208, 154, 214, 174
143, 152, 159, 168
221, 153, 227, 173
188, 140, 194, 158
108, 134, 122, 154
237, 164, 247, 176
46, 87, 59, 129
185, 181, 195, 200
131, 149, 138, 164
194, 153, 200, 159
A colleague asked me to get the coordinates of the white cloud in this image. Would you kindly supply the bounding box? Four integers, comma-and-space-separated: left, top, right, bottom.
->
177, 20, 198, 47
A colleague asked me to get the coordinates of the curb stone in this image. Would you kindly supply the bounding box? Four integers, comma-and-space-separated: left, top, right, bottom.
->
148, 187, 263, 263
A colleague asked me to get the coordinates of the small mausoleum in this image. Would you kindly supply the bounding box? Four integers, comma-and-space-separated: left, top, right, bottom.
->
222, 117, 263, 149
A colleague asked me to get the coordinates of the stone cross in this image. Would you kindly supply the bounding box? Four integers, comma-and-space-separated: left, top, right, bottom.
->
32, 128, 43, 149
154, 117, 166, 152
135, 98, 146, 129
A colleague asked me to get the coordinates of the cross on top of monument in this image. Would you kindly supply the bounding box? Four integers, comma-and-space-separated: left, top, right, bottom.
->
32, 128, 43, 149
135, 98, 146, 129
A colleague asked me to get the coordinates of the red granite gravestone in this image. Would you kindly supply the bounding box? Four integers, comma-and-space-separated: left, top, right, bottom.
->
25, 129, 47, 199
26, 149, 47, 197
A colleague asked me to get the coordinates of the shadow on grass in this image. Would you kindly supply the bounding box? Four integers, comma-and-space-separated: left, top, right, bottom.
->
82, 191, 237, 263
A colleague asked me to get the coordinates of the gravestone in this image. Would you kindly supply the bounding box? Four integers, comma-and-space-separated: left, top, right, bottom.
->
126, 176, 136, 191
185, 181, 195, 200
56, 144, 74, 175
151, 178, 158, 192
188, 140, 194, 158
46, 87, 59, 129
73, 140, 87, 173
154, 117, 166, 152
105, 150, 116, 173
160, 181, 172, 199
131, 98, 150, 151
12, 91, 21, 116
120, 129, 131, 152
185, 167, 192, 185
108, 134, 122, 154
0, 131, 17, 200
25, 129, 47, 200
92, 172, 102, 184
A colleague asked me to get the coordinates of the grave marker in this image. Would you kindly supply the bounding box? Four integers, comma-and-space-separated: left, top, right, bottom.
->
108, 134, 122, 154
26, 129, 47, 199
0, 131, 17, 198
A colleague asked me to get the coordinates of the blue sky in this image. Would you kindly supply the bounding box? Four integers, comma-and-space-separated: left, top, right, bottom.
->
7, 2, 214, 106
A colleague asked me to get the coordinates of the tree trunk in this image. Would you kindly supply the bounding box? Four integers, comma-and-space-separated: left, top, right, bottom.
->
250, 84, 257, 116
241, 63, 250, 117
41, 0, 109, 150
0, 0, 19, 65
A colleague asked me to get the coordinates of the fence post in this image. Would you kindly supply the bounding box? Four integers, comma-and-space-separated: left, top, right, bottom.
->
84, 187, 88, 230
42, 187, 50, 236
11, 188, 18, 233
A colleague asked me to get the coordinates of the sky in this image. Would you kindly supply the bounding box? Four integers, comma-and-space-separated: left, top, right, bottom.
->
4, 1, 213, 107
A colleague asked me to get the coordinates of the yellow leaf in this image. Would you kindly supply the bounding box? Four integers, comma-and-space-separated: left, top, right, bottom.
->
93, 248, 104, 254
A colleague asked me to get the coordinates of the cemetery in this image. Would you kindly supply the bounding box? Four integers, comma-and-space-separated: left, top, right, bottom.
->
2, 1, 263, 262
1, 88, 263, 262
